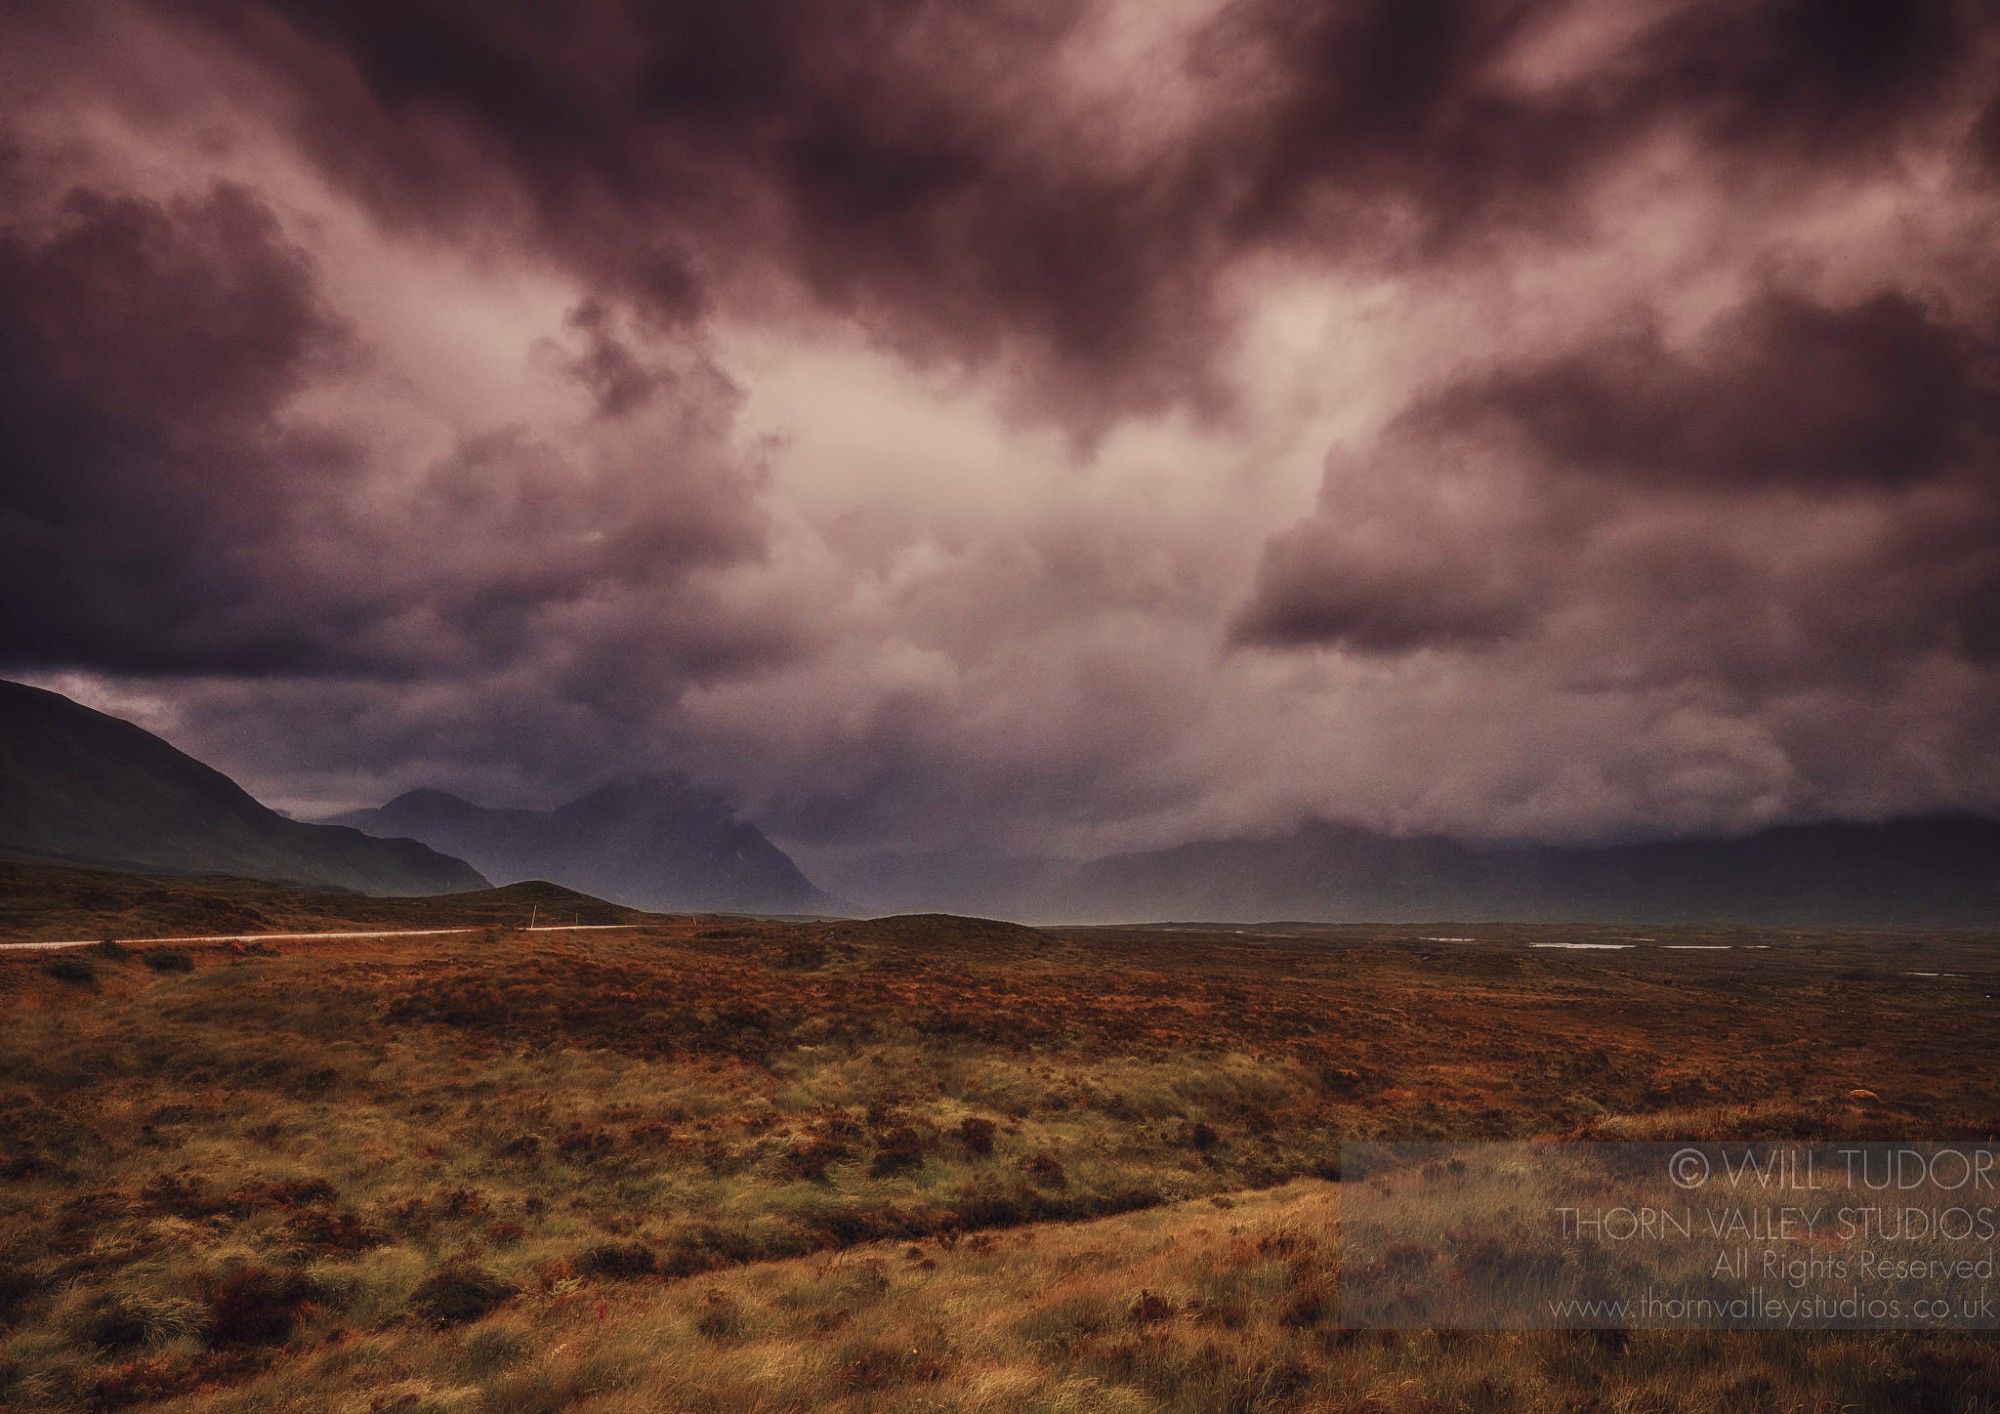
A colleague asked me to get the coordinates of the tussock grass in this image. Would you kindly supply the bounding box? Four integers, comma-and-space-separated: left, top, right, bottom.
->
1, 911, 1997, 1407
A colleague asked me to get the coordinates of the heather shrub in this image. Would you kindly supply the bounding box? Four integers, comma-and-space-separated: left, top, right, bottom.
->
204, 1266, 320, 1348
957, 1115, 997, 1155
579, 1242, 656, 1278
409, 1267, 515, 1328
43, 955, 95, 986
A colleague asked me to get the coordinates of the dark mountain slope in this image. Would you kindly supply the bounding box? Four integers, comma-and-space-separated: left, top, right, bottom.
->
0, 857, 642, 943
333, 774, 833, 914
0, 680, 485, 894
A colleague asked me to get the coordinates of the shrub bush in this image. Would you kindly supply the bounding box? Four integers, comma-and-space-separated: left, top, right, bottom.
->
578, 1242, 656, 1278
73, 1292, 202, 1352
83, 1353, 205, 1407
1021, 1152, 1068, 1188
409, 1267, 516, 1328
779, 941, 829, 969
285, 1206, 385, 1255
1181, 1120, 1220, 1151
42, 955, 95, 986
556, 1126, 616, 1160
1277, 1283, 1328, 1329
957, 1116, 997, 1156
141, 949, 196, 973
868, 1125, 927, 1177
693, 1289, 742, 1339
781, 1136, 851, 1182
204, 1266, 320, 1347
835, 1337, 951, 1392
0, 1265, 35, 1325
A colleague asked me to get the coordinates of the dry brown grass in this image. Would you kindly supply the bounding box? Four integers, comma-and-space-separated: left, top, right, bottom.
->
2, 890, 1997, 1409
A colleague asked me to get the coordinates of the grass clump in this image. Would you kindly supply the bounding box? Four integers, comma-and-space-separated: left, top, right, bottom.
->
408, 1267, 516, 1328
577, 1242, 656, 1279
40, 954, 95, 986
71, 1291, 204, 1353
957, 1114, 998, 1155
204, 1266, 322, 1348
5, 907, 2000, 1407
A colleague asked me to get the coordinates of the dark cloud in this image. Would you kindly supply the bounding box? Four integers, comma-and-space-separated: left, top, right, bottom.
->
6, 0, 2000, 853
0, 183, 357, 670
1192, 0, 1984, 261
1238, 278, 2000, 707
154, 0, 1996, 430
0, 175, 779, 693
1650, 0, 1973, 150
555, 299, 673, 419
1408, 291, 1998, 490
1234, 466, 1541, 652
1208, 0, 1605, 246
1975, 91, 2000, 172
1237, 555, 1533, 654
177, 0, 1212, 425
0, 184, 346, 484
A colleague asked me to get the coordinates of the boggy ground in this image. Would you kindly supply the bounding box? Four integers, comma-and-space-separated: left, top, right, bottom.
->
2, 898, 1998, 1409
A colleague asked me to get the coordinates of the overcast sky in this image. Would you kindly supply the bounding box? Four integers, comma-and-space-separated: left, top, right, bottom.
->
3, 0, 1997, 862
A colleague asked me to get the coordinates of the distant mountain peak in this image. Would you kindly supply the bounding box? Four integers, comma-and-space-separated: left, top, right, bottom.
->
380, 786, 478, 811
585, 769, 695, 795
824, 812, 2000, 925
1058, 812, 2000, 926
565, 771, 715, 811
337, 770, 829, 915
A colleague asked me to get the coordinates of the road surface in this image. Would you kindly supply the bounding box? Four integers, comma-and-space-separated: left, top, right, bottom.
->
0, 923, 641, 952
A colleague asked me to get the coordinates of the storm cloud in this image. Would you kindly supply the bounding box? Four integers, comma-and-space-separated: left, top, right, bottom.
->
1403, 291, 1998, 490
3, 0, 1998, 859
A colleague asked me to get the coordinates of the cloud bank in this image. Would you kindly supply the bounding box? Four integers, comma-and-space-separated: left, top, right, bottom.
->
3, 0, 1997, 862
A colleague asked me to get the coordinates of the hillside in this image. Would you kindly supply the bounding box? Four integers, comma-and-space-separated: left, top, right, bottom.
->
333, 775, 833, 914
0, 681, 485, 895
0, 857, 645, 943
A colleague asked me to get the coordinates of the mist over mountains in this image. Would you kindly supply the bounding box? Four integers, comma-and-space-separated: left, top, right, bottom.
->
4, 677, 1995, 926
824, 816, 2000, 927
0, 680, 833, 914
332, 778, 834, 916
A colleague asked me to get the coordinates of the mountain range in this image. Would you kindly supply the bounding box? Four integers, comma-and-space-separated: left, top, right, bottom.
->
331, 778, 834, 915
6, 676, 1996, 925
0, 679, 484, 895
822, 815, 2000, 926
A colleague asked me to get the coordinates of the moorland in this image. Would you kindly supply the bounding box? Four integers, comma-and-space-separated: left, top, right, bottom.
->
3, 860, 1998, 1410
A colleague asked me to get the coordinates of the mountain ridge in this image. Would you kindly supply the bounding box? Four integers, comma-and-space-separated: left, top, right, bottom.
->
332, 774, 834, 915
1072, 813, 2000, 925
827, 813, 2000, 926
0, 680, 486, 895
